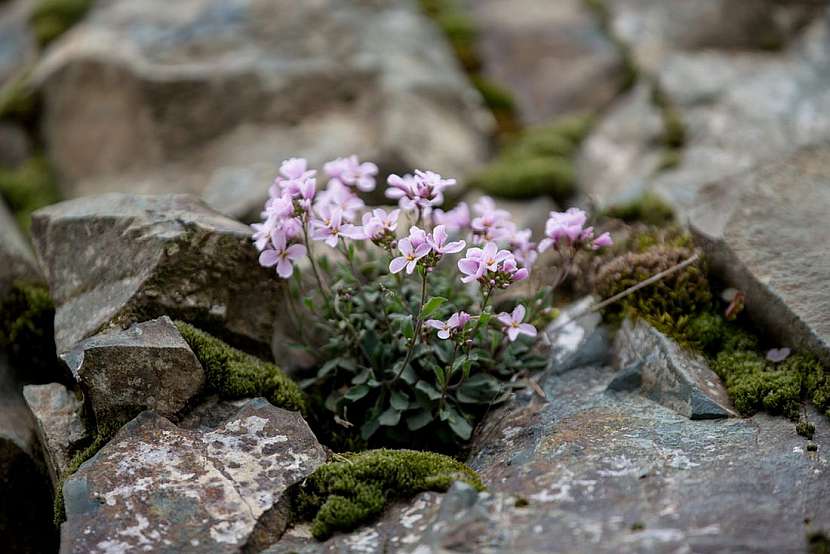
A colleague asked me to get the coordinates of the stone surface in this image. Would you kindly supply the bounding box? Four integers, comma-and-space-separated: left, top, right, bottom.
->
614, 318, 735, 419
59, 315, 205, 422
580, 6, 830, 216
690, 145, 830, 365
22, 381, 87, 489
0, 123, 32, 168
0, 0, 36, 87
0, 354, 57, 553
466, 0, 625, 124
32, 0, 491, 219
543, 295, 609, 374
61, 398, 327, 554
607, 0, 822, 74
0, 197, 41, 300
31, 193, 282, 354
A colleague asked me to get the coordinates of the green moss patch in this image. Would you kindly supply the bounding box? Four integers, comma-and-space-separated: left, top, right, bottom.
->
470, 115, 593, 200
174, 321, 306, 414
0, 280, 57, 374
293, 449, 484, 540
30, 0, 94, 48
0, 156, 61, 232
604, 192, 675, 227
0, 68, 38, 124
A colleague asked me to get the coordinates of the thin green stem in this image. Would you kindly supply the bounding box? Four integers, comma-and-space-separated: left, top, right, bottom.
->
302, 217, 329, 302
390, 269, 429, 383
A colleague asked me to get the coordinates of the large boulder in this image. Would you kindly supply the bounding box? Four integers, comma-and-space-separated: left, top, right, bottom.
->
31, 0, 491, 219
580, 4, 830, 215
0, 197, 41, 300
22, 381, 88, 489
0, 354, 57, 553
61, 398, 327, 553
60, 316, 206, 422
31, 193, 282, 355
690, 145, 830, 365
466, 0, 626, 124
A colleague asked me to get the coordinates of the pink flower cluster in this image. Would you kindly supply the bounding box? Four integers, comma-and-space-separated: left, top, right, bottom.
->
538, 207, 612, 253
457, 242, 528, 287
426, 311, 471, 340
386, 170, 456, 213
389, 225, 466, 274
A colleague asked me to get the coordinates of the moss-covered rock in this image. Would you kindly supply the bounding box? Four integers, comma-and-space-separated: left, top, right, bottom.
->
293, 449, 484, 540
0, 156, 61, 232
174, 321, 306, 415
0, 280, 56, 372
29, 0, 94, 48
604, 192, 675, 227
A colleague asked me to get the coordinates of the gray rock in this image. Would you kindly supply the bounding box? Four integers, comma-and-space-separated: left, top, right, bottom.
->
0, 197, 41, 300
614, 318, 735, 419
32, 0, 491, 219
690, 145, 830, 365
60, 316, 205, 422
0, 123, 32, 168
61, 398, 327, 554
22, 382, 88, 489
544, 295, 610, 374
31, 193, 282, 354
0, 354, 57, 553
466, 0, 625, 124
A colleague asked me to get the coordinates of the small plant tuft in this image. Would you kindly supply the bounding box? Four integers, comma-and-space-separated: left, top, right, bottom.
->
293, 448, 484, 540
0, 156, 62, 232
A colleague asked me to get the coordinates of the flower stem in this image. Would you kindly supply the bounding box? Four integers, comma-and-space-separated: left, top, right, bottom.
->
302, 217, 329, 302
390, 269, 429, 383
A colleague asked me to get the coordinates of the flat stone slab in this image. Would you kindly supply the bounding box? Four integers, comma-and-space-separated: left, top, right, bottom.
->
22, 382, 88, 489
614, 318, 736, 419
690, 144, 830, 365
31, 193, 282, 354
61, 398, 327, 553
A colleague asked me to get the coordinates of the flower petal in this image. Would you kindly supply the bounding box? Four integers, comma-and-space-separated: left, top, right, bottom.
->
276, 258, 294, 279
512, 304, 526, 322
518, 323, 537, 337
389, 257, 407, 274
259, 249, 279, 267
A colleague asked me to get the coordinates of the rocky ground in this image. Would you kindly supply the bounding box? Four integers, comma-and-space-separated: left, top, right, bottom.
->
1, 1, 829, 553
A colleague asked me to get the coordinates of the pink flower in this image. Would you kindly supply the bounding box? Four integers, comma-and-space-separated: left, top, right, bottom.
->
433, 202, 470, 232
385, 170, 456, 211
361, 208, 400, 240
310, 206, 364, 247
766, 348, 791, 363
538, 208, 588, 252
427, 225, 466, 254
592, 231, 613, 249
426, 311, 471, 339
258, 231, 307, 279
407, 226, 429, 249
501, 256, 529, 283
457, 242, 511, 284
389, 238, 431, 274
510, 229, 538, 269
316, 181, 364, 221
281, 158, 315, 181
497, 305, 537, 342
325, 155, 378, 192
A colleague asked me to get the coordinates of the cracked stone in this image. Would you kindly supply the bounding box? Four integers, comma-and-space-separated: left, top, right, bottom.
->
60, 398, 327, 554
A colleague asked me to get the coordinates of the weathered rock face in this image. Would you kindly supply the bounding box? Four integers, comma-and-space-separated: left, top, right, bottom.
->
613, 318, 735, 419
0, 198, 41, 300
544, 296, 609, 374
31, 193, 282, 354
690, 145, 830, 365
606, 0, 822, 73
0, 355, 57, 553
32, 0, 491, 219
61, 398, 327, 553
22, 382, 87, 489
60, 316, 205, 422
581, 3, 830, 215
466, 0, 625, 124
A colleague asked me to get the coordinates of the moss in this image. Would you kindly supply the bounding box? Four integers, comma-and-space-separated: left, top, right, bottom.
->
604, 192, 675, 227
0, 281, 57, 374
657, 149, 682, 172
514, 496, 529, 508
0, 156, 62, 232
470, 115, 594, 200
174, 321, 306, 414
594, 244, 711, 334
809, 532, 830, 554
807, 442, 818, 452
796, 421, 815, 440
293, 449, 484, 540
711, 350, 803, 419
29, 0, 94, 48
0, 68, 37, 124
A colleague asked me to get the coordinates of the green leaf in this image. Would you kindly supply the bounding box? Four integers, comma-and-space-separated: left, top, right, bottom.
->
390, 390, 410, 410
401, 315, 414, 339
360, 417, 380, 440
407, 409, 433, 431
432, 365, 446, 388
446, 406, 473, 440
378, 407, 402, 426
399, 364, 418, 385
456, 373, 501, 403
344, 384, 370, 402
351, 367, 372, 385
422, 296, 448, 318
415, 380, 442, 400
477, 312, 493, 328
317, 358, 340, 378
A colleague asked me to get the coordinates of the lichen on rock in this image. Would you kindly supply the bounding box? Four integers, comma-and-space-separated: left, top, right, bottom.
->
293, 449, 484, 540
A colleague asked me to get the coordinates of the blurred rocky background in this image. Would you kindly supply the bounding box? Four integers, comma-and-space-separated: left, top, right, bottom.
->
1, 0, 829, 552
